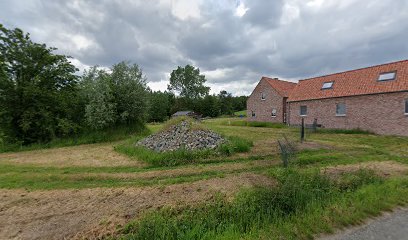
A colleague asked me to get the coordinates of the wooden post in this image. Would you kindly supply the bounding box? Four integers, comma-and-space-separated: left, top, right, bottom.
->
301, 118, 305, 142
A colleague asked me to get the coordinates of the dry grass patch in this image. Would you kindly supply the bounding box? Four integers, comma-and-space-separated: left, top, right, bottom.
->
0, 142, 145, 168
322, 161, 408, 178
0, 173, 276, 240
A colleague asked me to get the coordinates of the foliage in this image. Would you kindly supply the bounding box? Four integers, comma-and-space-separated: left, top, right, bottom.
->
111, 62, 149, 124
0, 24, 80, 144
81, 67, 116, 130
277, 135, 297, 167
80, 62, 149, 129
168, 65, 210, 99
148, 91, 172, 122
218, 90, 234, 115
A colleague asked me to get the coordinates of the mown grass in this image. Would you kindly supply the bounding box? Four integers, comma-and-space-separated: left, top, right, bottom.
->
0, 123, 149, 153
234, 110, 247, 117
115, 136, 253, 167
220, 120, 286, 128
119, 169, 400, 240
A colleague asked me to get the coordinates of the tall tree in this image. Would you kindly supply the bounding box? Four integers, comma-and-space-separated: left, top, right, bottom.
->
111, 62, 149, 124
148, 91, 171, 122
0, 24, 79, 143
218, 90, 234, 115
167, 65, 210, 99
81, 67, 116, 130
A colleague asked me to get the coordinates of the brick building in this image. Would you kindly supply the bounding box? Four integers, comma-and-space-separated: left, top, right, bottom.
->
247, 60, 408, 136
247, 77, 296, 123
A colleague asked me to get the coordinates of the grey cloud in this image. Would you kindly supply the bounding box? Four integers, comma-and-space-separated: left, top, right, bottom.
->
1, 0, 408, 95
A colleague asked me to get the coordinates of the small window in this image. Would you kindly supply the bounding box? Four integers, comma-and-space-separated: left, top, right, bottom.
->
378, 71, 396, 81
405, 99, 408, 114
261, 92, 265, 100
322, 81, 334, 89
252, 111, 256, 117
300, 106, 307, 116
336, 103, 346, 116
271, 109, 277, 117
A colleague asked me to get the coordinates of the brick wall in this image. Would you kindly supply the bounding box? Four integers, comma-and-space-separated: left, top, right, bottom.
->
287, 91, 408, 136
247, 79, 285, 123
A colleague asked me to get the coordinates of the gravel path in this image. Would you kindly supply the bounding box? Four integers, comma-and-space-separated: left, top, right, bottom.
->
321, 208, 408, 240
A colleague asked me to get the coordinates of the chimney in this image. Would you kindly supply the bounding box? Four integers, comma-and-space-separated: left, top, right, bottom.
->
273, 77, 279, 80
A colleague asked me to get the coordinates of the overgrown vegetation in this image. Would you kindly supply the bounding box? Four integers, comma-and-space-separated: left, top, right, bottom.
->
120, 169, 391, 240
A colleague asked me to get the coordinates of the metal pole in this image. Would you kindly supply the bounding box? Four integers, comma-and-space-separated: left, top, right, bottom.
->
301, 118, 305, 142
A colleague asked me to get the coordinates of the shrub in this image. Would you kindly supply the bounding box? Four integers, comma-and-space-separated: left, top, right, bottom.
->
277, 135, 297, 167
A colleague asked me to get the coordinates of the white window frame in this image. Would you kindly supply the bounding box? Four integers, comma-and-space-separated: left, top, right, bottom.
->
378, 71, 397, 81
300, 105, 307, 116
336, 103, 346, 116
271, 108, 277, 117
321, 81, 334, 90
405, 99, 408, 115
261, 92, 266, 100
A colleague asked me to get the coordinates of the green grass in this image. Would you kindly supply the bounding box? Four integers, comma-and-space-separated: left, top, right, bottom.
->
220, 120, 286, 128
119, 169, 398, 240
234, 110, 247, 117
0, 123, 149, 153
115, 135, 253, 167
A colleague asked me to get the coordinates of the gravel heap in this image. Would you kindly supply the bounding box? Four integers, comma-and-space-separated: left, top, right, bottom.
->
137, 120, 226, 152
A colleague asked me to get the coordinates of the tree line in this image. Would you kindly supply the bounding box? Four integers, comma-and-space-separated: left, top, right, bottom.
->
0, 25, 247, 145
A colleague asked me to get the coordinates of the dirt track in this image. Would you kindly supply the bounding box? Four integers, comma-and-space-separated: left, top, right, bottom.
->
0, 173, 275, 240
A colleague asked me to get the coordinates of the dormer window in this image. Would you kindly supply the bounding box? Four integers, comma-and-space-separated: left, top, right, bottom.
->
261, 92, 265, 100
322, 81, 334, 89
378, 71, 396, 81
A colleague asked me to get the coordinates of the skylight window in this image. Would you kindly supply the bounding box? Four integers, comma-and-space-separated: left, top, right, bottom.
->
322, 81, 334, 89
378, 71, 396, 81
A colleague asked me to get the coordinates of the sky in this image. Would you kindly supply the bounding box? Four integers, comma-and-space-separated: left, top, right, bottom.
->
1, 0, 408, 96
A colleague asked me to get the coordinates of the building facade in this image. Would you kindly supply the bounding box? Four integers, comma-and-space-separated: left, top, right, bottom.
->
247, 77, 296, 123
247, 60, 408, 136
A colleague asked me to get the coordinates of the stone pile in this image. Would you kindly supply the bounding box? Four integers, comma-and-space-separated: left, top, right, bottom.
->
137, 120, 226, 152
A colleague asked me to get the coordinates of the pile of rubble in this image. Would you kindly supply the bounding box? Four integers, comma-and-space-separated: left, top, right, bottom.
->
137, 120, 226, 152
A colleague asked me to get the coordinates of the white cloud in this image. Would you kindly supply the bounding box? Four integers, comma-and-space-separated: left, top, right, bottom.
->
171, 0, 202, 20
235, 2, 249, 17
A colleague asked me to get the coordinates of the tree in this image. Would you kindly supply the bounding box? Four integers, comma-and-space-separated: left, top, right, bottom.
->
200, 95, 220, 117
148, 91, 171, 122
81, 67, 116, 130
218, 90, 234, 115
167, 65, 210, 99
0, 24, 80, 144
111, 62, 149, 124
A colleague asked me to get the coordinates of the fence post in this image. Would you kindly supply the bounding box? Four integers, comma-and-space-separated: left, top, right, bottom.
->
301, 118, 305, 142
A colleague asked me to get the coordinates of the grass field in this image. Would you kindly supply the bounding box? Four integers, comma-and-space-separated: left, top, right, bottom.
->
0, 117, 407, 239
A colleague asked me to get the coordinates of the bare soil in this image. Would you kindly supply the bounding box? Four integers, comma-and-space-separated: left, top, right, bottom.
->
0, 143, 145, 167
0, 173, 275, 240
322, 161, 408, 178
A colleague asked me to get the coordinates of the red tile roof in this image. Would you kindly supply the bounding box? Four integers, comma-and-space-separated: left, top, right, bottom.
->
288, 59, 408, 102
263, 77, 297, 97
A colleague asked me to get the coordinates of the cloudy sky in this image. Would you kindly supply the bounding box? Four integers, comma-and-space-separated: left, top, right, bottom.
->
1, 0, 408, 95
